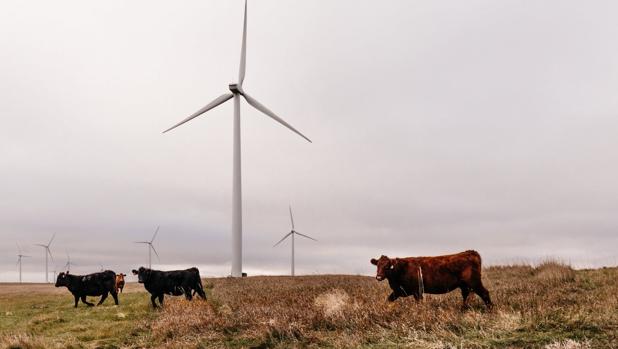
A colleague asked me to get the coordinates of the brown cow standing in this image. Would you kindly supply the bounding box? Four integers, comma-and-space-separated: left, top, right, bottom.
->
115, 273, 126, 293
370, 250, 492, 308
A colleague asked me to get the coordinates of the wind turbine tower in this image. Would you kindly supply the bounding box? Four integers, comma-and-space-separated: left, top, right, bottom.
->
16, 244, 30, 283
163, 0, 311, 277
273, 206, 317, 276
34, 233, 55, 283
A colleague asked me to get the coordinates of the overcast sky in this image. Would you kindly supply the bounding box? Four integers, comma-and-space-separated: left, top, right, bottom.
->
1, 0, 618, 282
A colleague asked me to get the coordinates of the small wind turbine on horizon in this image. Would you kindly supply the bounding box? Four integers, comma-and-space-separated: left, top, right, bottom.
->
64, 251, 77, 272
34, 233, 55, 283
273, 206, 317, 276
163, 0, 311, 277
134, 226, 160, 269
16, 244, 30, 283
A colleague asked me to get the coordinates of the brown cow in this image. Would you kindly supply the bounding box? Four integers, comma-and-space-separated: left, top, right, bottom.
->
115, 273, 126, 293
370, 250, 492, 308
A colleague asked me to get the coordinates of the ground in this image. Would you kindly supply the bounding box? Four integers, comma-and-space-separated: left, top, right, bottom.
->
0, 263, 616, 348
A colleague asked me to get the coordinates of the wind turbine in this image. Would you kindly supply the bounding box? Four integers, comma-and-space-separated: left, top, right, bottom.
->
64, 251, 77, 272
163, 0, 311, 277
134, 226, 160, 269
273, 206, 317, 276
16, 244, 30, 283
34, 233, 55, 283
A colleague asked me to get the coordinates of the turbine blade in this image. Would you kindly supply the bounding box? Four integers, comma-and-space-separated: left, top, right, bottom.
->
238, 0, 247, 86
151, 226, 160, 243
294, 231, 317, 242
163, 93, 234, 133
16, 243, 22, 254
242, 93, 312, 143
47, 248, 54, 262
48, 233, 56, 247
34, 244, 46, 248
273, 232, 293, 247
150, 244, 160, 260
134, 241, 149, 244
289, 205, 295, 229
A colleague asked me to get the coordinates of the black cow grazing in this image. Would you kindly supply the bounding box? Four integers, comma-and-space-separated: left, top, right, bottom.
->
55, 270, 119, 308
132, 267, 207, 308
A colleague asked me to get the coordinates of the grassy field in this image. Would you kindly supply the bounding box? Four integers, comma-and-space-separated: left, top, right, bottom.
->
0, 263, 617, 348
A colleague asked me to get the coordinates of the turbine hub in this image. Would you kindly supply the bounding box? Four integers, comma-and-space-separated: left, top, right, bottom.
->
229, 83, 242, 94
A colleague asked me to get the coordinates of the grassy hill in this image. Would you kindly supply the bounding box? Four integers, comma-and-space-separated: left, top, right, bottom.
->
0, 263, 616, 348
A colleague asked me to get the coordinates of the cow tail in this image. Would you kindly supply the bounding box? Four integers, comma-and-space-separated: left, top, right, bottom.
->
418, 266, 424, 300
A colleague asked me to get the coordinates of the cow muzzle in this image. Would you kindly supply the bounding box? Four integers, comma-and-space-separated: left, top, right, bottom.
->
376, 275, 385, 281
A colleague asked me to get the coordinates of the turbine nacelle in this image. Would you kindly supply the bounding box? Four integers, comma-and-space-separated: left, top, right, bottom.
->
229, 83, 243, 94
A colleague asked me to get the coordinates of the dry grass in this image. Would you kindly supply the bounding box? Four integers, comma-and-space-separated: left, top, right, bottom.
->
1, 266, 617, 348
150, 266, 618, 348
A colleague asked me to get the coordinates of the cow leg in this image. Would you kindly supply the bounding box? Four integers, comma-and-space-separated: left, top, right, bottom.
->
74, 295, 79, 308
196, 286, 207, 300
473, 284, 492, 308
111, 290, 119, 305
81, 295, 94, 307
387, 291, 400, 302
460, 286, 471, 309
150, 294, 159, 308
97, 292, 108, 305
158, 294, 164, 306
184, 287, 193, 301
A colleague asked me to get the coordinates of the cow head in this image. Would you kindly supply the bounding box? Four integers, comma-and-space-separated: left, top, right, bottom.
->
132, 267, 150, 284
370, 255, 401, 281
116, 273, 126, 281
55, 271, 70, 287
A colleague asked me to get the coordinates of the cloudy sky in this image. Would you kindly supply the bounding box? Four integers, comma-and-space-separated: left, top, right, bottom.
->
1, 0, 618, 282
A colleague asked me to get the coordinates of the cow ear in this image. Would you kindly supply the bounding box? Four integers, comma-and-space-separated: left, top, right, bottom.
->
131, 269, 138, 275
370, 258, 378, 265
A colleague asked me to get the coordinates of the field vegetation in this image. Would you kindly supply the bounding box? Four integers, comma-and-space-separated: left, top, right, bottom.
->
1, 262, 617, 348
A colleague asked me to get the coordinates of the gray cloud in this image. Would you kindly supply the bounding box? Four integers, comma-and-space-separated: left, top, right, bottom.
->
2, 0, 618, 282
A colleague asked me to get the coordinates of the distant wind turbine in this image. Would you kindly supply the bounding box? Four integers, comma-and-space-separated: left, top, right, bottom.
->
16, 244, 30, 283
64, 251, 77, 272
134, 226, 160, 269
273, 206, 317, 276
163, 0, 311, 277
34, 233, 55, 283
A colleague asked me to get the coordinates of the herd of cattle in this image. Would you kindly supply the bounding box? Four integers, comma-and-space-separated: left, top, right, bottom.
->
55, 267, 206, 308
54, 249, 492, 309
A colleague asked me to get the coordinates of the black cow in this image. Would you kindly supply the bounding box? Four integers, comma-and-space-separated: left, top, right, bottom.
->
132, 267, 206, 308
55, 270, 119, 308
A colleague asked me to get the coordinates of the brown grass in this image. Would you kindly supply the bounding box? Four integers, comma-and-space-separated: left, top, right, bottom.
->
149, 266, 618, 348
1, 266, 616, 348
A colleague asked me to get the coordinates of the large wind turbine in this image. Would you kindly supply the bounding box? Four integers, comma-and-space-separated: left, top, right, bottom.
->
16, 244, 30, 283
163, 1, 311, 277
34, 233, 55, 283
273, 206, 317, 276
134, 226, 160, 269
